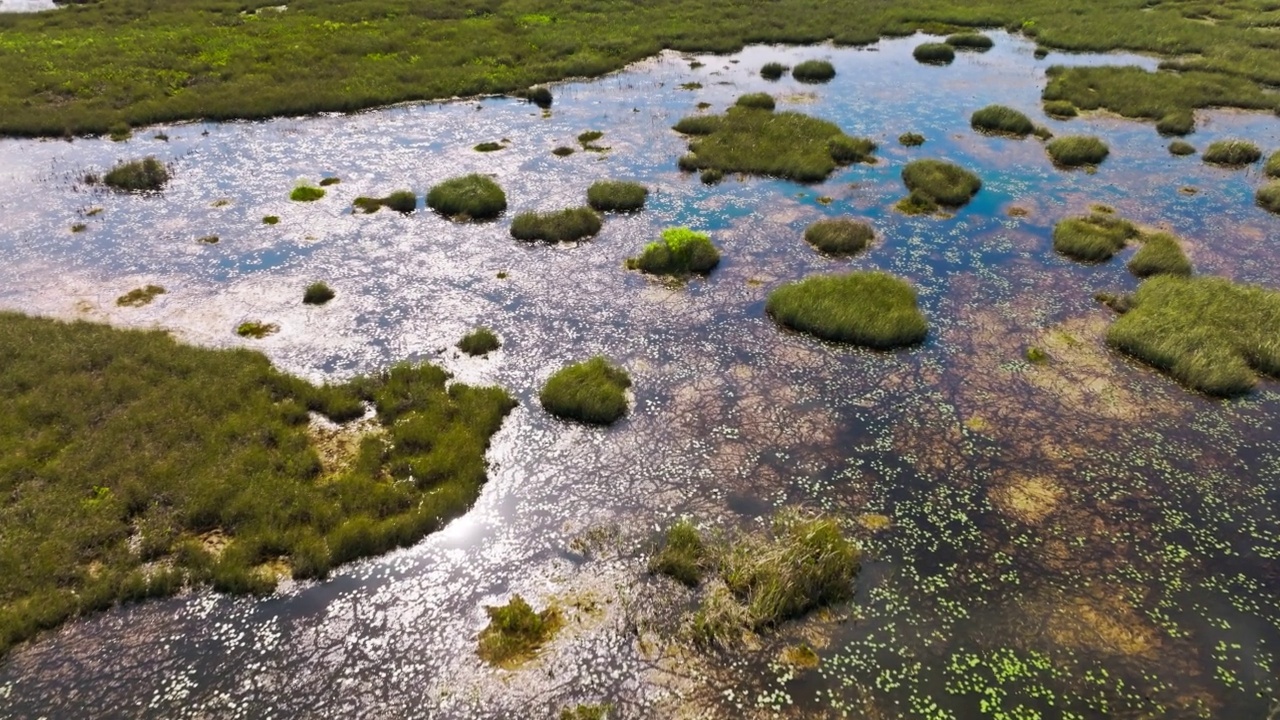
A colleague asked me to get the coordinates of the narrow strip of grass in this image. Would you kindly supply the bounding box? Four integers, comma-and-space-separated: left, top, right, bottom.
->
539, 357, 631, 425
766, 271, 928, 348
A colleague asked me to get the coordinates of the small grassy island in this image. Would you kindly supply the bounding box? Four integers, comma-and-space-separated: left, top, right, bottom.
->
302, 281, 335, 305
626, 227, 720, 275
674, 104, 875, 183
586, 180, 648, 212
1106, 276, 1280, 396
540, 356, 632, 425
1169, 140, 1196, 156
510, 207, 602, 243
426, 174, 507, 220
760, 62, 788, 80
354, 191, 417, 214
970, 105, 1034, 137
1202, 139, 1262, 167
900, 159, 982, 209
946, 33, 993, 51
791, 59, 836, 83
1045, 135, 1110, 167
458, 327, 501, 356
102, 158, 169, 192
913, 43, 955, 65
1052, 213, 1138, 262
477, 594, 562, 667
766, 271, 928, 348
290, 185, 325, 202
803, 218, 875, 256
1258, 182, 1280, 215
1127, 233, 1192, 278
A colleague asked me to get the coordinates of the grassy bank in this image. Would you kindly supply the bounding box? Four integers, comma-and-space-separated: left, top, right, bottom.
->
0, 312, 515, 654
4, 0, 1280, 136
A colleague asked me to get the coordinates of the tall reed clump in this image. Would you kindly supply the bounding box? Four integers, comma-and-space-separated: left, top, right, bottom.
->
539, 356, 632, 425
1052, 213, 1138, 262
1045, 135, 1109, 167
900, 159, 982, 208
766, 271, 928, 348
970, 105, 1034, 137
102, 157, 169, 192
626, 227, 720, 276
1202, 139, 1261, 167
426, 174, 507, 220
510, 207, 602, 243
586, 180, 647, 212
1106, 276, 1280, 396
803, 218, 874, 256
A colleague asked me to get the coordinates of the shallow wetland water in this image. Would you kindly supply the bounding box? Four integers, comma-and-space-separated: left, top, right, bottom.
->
1, 31, 1279, 719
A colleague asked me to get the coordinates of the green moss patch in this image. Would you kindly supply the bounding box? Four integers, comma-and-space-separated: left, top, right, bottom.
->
302, 281, 335, 305
1128, 232, 1191, 278
970, 104, 1034, 137
626, 227, 720, 275
510, 207, 602, 243
1052, 213, 1138, 262
116, 285, 166, 307
103, 157, 169, 192
458, 327, 500, 357
1202, 139, 1261, 167
539, 356, 631, 425
901, 159, 982, 208
290, 185, 325, 202
1045, 135, 1109, 167
586, 180, 647, 212
803, 218, 874, 256
791, 59, 835, 83
913, 43, 955, 65
427, 174, 507, 220
767, 271, 928, 348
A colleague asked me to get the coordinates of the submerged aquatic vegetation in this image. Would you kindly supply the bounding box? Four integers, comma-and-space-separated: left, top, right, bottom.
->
1127, 233, 1191, 278
803, 218, 874, 256
760, 62, 788, 80
476, 594, 562, 666
354, 190, 416, 214
102, 157, 169, 192
509, 207, 602, 243
540, 356, 632, 425
1045, 135, 1109, 167
1256, 182, 1280, 214
735, 92, 775, 111
900, 159, 982, 208
586, 180, 647, 212
290, 185, 325, 202
1168, 140, 1196, 156
426, 174, 507, 220
1106, 275, 1280, 396
1042, 100, 1078, 118
116, 285, 166, 307
457, 327, 501, 357
1052, 213, 1138, 262
302, 281, 335, 305
766, 271, 928, 348
970, 104, 1034, 137
791, 59, 835, 83
913, 43, 955, 65
674, 106, 873, 183
1202, 139, 1261, 167
627, 226, 720, 275
946, 33, 993, 50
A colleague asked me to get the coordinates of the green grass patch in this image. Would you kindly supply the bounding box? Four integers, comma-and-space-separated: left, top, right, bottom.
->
354, 190, 417, 214
649, 519, 706, 587
116, 285, 166, 307
735, 92, 775, 111
946, 33, 993, 50
510, 207, 602, 243
102, 157, 169, 192
539, 356, 631, 425
913, 43, 955, 65
1202, 139, 1261, 167
1052, 213, 1138, 262
302, 281, 335, 305
791, 59, 835, 83
458, 327, 500, 357
71, 223, 87, 233
766, 271, 928, 348
577, 130, 603, 145
262, 216, 280, 225
970, 104, 1034, 137
426, 174, 507, 221
586, 180, 647, 212
675, 106, 874, 183
761, 62, 788, 80
626, 226, 720, 276
899, 132, 925, 147
895, 189, 940, 215
1257, 182, 1280, 215
516, 86, 553, 109
1045, 135, 1109, 167
1266, 151, 1280, 178
1128, 232, 1192, 278
236, 321, 280, 338
552, 146, 575, 157
1169, 140, 1196, 156
197, 235, 219, 244
900, 159, 982, 207
476, 594, 562, 666
1155, 110, 1194, 137
473, 141, 504, 152
1106, 276, 1280, 396
290, 185, 325, 202
560, 704, 612, 720
319, 177, 341, 186
803, 218, 874, 256
1043, 100, 1077, 118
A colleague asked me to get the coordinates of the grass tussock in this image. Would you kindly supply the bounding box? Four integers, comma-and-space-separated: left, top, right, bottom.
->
766, 271, 928, 348
1202, 139, 1261, 167
116, 285, 166, 307
1128, 232, 1192, 278
700, 168, 724, 185
760, 62, 788, 81
476, 595, 562, 666
290, 185, 325, 202
560, 704, 612, 720
899, 132, 925, 147
627, 227, 720, 276
319, 177, 341, 186
427, 174, 507, 220
913, 43, 955, 65
552, 146, 575, 157
1256, 182, 1280, 215
354, 190, 417, 214
1266, 151, 1280, 179
586, 180, 647, 212
946, 33, 993, 50
791, 59, 835, 83
236, 321, 280, 338
649, 519, 706, 587
735, 92, 775, 111
1052, 213, 1138, 262
540, 357, 631, 425
1043, 100, 1078, 118
262, 215, 280, 225
1045, 135, 1109, 167
102, 157, 169, 192
1156, 111, 1194, 137
458, 327, 501, 357
970, 104, 1034, 137
1106, 276, 1280, 396
510, 207, 602, 243
302, 281, 335, 305
901, 159, 982, 208
804, 218, 874, 256
675, 107, 874, 183
474, 141, 504, 152
895, 189, 940, 215
1169, 140, 1196, 156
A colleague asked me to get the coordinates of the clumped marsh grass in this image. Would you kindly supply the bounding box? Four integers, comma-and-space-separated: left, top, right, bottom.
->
197, 235, 219, 244
71, 223, 86, 233
1169, 140, 1196, 156
1266, 151, 1280, 178
108, 123, 131, 142
427, 174, 507, 220
901, 159, 982, 207
354, 190, 417, 214
899, 132, 925, 147
236, 321, 279, 338
791, 59, 835, 83
760, 62, 788, 80
970, 104, 1034, 137
262, 216, 280, 225
539, 356, 631, 425
458, 327, 501, 357
586, 180, 647, 212
1045, 135, 1109, 167
1256, 182, 1280, 214
627, 226, 720, 275
560, 704, 612, 720
946, 32, 993, 50
675, 107, 874, 182
510, 207, 602, 243
473, 141, 504, 152
290, 185, 325, 202
476, 594, 562, 666
1052, 213, 1138, 262
649, 519, 706, 587
1156, 111, 1194, 137
0, 313, 516, 652
302, 281, 335, 305
767, 271, 928, 348
803, 218, 874, 256
517, 86, 553, 109
1202, 139, 1261, 167
913, 43, 955, 65
116, 285, 166, 307
102, 157, 169, 192
700, 168, 724, 185
577, 130, 603, 145
1128, 232, 1191, 278
1107, 276, 1280, 396
895, 189, 939, 215
552, 146, 575, 157
1043, 100, 1078, 118
319, 177, 341, 186
735, 92, 776, 111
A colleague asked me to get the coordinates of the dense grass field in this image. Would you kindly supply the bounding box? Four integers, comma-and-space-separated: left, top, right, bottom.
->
3, 0, 1280, 136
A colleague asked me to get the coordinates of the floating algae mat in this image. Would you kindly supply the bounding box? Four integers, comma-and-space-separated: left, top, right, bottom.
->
1, 31, 1280, 719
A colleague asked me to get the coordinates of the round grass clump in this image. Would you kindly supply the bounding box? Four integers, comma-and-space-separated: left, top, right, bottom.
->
672, 115, 723, 136
1156, 111, 1194, 137
766, 271, 928, 348
458, 327, 500, 356
290, 185, 325, 202
1202, 139, 1261, 167
627, 227, 720, 275
510, 207, 602, 243
474, 142, 504, 152
262, 215, 280, 225
1128, 232, 1192, 278
970, 104, 1035, 137
102, 157, 169, 192
1043, 100, 1078, 119
736, 93, 775, 111
1052, 214, 1138, 262
913, 43, 955, 65
895, 190, 939, 215
1266, 150, 1280, 178
426, 174, 507, 220
946, 33, 993, 50
552, 146, 575, 156
302, 281, 335, 305
540, 356, 632, 425
523, 86, 553, 109
901, 159, 982, 207
1257, 182, 1280, 214
587, 180, 647, 212
803, 218, 874, 256
899, 132, 925, 147
700, 168, 724, 185
1169, 140, 1196, 156
1045, 135, 1109, 167
760, 62, 788, 80
792, 60, 835, 83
